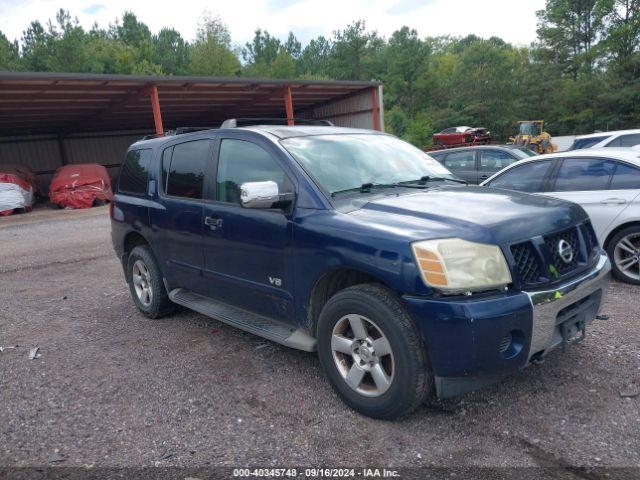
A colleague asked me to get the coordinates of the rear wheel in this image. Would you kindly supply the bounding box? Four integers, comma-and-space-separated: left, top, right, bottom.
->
607, 226, 640, 285
317, 284, 432, 419
126, 245, 174, 318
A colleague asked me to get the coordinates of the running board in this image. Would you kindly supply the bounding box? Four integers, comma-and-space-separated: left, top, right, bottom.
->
169, 288, 316, 352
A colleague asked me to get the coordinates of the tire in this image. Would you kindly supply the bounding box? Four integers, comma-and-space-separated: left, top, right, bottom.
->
316, 284, 433, 419
126, 245, 175, 318
606, 226, 640, 285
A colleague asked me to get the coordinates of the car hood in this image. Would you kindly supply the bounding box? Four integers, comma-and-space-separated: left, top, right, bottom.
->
347, 185, 588, 245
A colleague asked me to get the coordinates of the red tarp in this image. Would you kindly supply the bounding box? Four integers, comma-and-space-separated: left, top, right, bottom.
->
49, 164, 113, 209
0, 164, 36, 216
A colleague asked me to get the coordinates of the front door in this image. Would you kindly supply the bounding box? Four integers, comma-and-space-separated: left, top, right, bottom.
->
202, 137, 296, 322
151, 138, 213, 293
547, 157, 631, 241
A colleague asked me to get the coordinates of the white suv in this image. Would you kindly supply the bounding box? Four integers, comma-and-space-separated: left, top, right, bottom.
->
568, 129, 640, 150
482, 148, 640, 284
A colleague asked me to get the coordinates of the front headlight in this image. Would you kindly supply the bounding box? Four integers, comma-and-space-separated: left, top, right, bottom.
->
412, 238, 512, 294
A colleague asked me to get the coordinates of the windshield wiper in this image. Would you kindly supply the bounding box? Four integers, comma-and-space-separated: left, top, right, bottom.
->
331, 183, 399, 197
400, 175, 468, 186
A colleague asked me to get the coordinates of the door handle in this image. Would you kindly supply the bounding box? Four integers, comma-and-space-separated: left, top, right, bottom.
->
600, 198, 627, 205
480, 174, 489, 179
204, 216, 223, 229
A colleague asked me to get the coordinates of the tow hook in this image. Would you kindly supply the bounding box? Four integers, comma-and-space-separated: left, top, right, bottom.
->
596, 314, 609, 321
531, 353, 545, 366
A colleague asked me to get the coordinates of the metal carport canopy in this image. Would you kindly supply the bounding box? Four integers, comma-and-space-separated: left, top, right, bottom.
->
0, 72, 382, 136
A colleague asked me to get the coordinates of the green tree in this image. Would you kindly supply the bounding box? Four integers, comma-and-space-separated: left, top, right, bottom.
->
21, 20, 50, 71
188, 13, 240, 76
153, 28, 190, 75
329, 20, 384, 80
601, 0, 640, 76
0, 31, 20, 70
298, 36, 332, 77
536, 0, 612, 77
381, 27, 430, 114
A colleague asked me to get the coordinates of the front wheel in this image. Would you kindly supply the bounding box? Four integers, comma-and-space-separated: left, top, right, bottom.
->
317, 284, 433, 419
607, 226, 640, 285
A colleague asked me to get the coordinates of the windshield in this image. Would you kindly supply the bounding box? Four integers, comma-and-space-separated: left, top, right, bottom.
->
567, 135, 611, 150
513, 147, 537, 158
280, 134, 457, 195
519, 122, 541, 136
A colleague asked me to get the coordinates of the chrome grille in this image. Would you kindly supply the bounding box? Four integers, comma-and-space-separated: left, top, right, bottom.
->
510, 222, 596, 288
544, 227, 579, 274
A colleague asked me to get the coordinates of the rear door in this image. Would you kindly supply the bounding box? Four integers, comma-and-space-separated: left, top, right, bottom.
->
546, 157, 630, 240
478, 149, 519, 183
202, 135, 296, 322
440, 150, 478, 183
151, 138, 213, 293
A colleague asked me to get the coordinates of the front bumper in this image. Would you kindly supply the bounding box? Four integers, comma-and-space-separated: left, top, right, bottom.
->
525, 252, 610, 359
403, 252, 611, 398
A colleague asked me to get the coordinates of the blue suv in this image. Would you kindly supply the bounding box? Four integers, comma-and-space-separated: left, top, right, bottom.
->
111, 123, 611, 419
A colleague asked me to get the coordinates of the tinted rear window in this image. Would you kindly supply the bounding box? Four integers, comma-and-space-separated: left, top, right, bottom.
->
119, 149, 152, 194
606, 133, 640, 148
611, 163, 640, 190
165, 140, 211, 199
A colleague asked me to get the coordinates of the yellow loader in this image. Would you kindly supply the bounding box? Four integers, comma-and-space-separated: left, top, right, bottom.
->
510, 120, 557, 154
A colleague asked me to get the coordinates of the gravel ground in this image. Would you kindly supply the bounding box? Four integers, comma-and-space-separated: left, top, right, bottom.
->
0, 207, 639, 472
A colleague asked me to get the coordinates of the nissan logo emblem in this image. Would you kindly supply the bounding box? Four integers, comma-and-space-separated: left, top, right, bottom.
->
557, 239, 574, 264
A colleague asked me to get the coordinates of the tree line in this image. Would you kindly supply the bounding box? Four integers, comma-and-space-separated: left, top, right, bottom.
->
0, 0, 638, 146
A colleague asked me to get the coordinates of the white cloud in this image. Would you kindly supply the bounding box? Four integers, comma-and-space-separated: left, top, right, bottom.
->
0, 0, 544, 47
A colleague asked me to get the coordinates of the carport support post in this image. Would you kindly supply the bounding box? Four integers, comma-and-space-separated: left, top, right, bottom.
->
56, 134, 68, 166
284, 85, 294, 126
370, 86, 380, 131
150, 84, 163, 135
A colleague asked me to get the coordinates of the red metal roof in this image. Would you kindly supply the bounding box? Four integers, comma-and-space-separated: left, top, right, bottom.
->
0, 72, 379, 135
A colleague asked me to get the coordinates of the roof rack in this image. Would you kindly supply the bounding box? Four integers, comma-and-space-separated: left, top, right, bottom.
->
140, 126, 217, 140
221, 118, 334, 128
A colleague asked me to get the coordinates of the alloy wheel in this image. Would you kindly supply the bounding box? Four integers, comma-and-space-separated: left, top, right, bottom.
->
330, 314, 395, 397
614, 233, 640, 282
132, 259, 153, 306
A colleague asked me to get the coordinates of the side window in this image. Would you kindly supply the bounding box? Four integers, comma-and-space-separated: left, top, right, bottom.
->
487, 160, 553, 193
119, 149, 152, 195
161, 146, 173, 193
216, 139, 291, 205
610, 163, 640, 190
165, 140, 210, 199
607, 133, 640, 148
553, 158, 616, 192
480, 150, 516, 172
442, 151, 475, 171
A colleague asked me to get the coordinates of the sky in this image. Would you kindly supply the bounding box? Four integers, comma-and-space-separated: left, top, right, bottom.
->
0, 0, 546, 48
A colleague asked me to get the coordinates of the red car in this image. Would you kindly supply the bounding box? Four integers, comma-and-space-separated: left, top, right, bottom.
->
49, 164, 113, 209
433, 126, 491, 146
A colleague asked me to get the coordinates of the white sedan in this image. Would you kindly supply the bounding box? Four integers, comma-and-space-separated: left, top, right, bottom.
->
481, 148, 640, 284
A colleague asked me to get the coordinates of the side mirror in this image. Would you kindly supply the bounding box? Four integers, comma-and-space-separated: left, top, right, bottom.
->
240, 181, 282, 209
